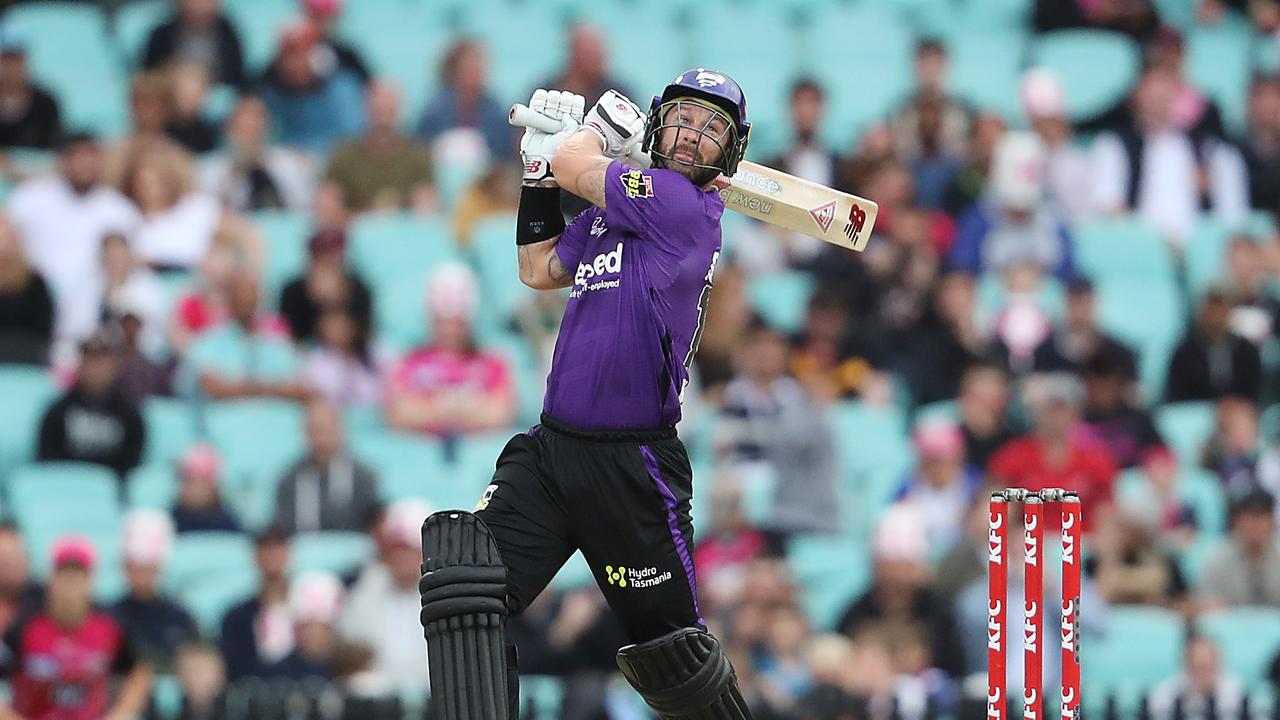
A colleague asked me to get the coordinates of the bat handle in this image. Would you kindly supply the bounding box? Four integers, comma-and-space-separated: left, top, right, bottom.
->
509, 103, 652, 168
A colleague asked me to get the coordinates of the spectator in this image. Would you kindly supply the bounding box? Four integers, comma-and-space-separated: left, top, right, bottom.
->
0, 525, 42, 639
451, 160, 520, 247
1091, 66, 1248, 247
988, 373, 1117, 530
932, 496, 994, 604
1201, 396, 1262, 497
279, 227, 373, 344
987, 265, 1055, 374
199, 95, 318, 212
386, 263, 515, 437
899, 272, 987, 406
794, 634, 860, 718
537, 23, 631, 108
304, 306, 388, 410
1, 535, 152, 720
1220, 234, 1280, 346
165, 63, 219, 154
121, 148, 222, 272
110, 286, 176, 401
1085, 493, 1189, 610
173, 643, 228, 720
1150, 635, 1245, 720
143, 0, 245, 88
219, 527, 293, 680
104, 71, 195, 191
1131, 447, 1200, 551
259, 22, 366, 154
7, 133, 140, 345
324, 82, 434, 215
95, 233, 167, 353
895, 419, 981, 560
1020, 68, 1093, 220
273, 399, 380, 534
834, 122, 895, 199
788, 285, 890, 404
188, 273, 306, 401
956, 362, 1016, 472
835, 504, 965, 678
1242, 74, 1280, 217
339, 499, 431, 688
1082, 348, 1164, 469
1165, 287, 1263, 402
111, 510, 197, 673
694, 474, 768, 613
889, 39, 971, 174
1195, 488, 1280, 607
1030, 277, 1137, 379
948, 131, 1076, 280
0, 27, 60, 149
720, 318, 840, 537
0, 214, 52, 364
170, 220, 269, 354
938, 111, 1007, 219
765, 79, 837, 188
754, 604, 812, 713
262, 571, 343, 680
416, 39, 513, 159
36, 329, 145, 479
171, 443, 240, 533
300, 0, 372, 85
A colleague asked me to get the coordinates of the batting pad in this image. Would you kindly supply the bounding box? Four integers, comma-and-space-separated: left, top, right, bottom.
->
419, 510, 511, 720
616, 627, 754, 719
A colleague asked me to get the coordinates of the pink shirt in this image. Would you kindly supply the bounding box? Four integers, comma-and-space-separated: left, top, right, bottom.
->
390, 346, 512, 433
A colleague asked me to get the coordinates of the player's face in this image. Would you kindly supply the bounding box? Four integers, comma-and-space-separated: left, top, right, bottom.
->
658, 101, 731, 182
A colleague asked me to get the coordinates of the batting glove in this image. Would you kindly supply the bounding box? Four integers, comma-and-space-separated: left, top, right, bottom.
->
583, 90, 646, 159
520, 89, 585, 186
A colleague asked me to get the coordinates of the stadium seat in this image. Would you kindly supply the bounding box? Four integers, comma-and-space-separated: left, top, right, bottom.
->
178, 571, 260, 637
204, 399, 306, 529
830, 402, 911, 476
803, 6, 913, 143
1154, 401, 1216, 466
449, 429, 519, 510
220, 0, 296, 73
127, 463, 178, 509
468, 213, 537, 330
334, 2, 444, 125
1092, 279, 1183, 382
251, 210, 312, 305
1262, 403, 1280, 444
8, 462, 119, 527
1182, 217, 1234, 301
565, 0, 690, 104
550, 551, 595, 591
289, 531, 375, 577
1197, 607, 1280, 689
788, 532, 870, 631
350, 428, 448, 502
1081, 605, 1184, 690
946, 30, 1027, 120
113, 0, 168, 66
165, 531, 256, 596
747, 271, 815, 335
1029, 30, 1141, 121
454, 0, 567, 104
1074, 217, 1177, 284
142, 397, 197, 466
0, 366, 57, 481
1185, 13, 1253, 134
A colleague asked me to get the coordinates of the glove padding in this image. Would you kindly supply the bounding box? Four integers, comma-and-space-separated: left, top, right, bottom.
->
520, 89, 585, 186
583, 90, 646, 159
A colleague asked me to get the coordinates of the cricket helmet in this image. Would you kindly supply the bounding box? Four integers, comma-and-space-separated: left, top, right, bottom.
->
642, 68, 751, 180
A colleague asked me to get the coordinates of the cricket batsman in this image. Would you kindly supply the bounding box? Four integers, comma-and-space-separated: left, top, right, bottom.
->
418, 68, 754, 719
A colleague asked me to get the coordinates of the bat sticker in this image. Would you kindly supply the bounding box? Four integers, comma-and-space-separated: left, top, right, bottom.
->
809, 200, 837, 233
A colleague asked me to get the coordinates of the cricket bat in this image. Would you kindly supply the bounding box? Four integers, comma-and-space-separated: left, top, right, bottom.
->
509, 104, 878, 252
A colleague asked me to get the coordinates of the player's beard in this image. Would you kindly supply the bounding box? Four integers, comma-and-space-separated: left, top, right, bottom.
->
658, 137, 722, 187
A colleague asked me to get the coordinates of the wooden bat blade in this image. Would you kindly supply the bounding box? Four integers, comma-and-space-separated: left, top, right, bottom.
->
721, 161, 878, 252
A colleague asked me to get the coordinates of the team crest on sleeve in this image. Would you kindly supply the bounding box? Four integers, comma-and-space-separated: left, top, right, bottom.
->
620, 169, 654, 199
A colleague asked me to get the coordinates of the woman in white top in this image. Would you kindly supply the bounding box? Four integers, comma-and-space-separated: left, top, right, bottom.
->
304, 305, 390, 409
121, 147, 222, 271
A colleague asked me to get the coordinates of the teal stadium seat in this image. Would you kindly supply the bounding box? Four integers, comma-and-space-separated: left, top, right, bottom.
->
1198, 607, 1280, 689
290, 531, 375, 577
450, 429, 520, 510
1186, 12, 1253, 134
334, 1, 446, 126
127, 463, 178, 509
946, 31, 1027, 121
204, 399, 306, 529
179, 571, 260, 637
5, 3, 126, 136
165, 531, 256, 597
252, 210, 312, 306
454, 0, 566, 104
220, 0, 297, 73
1029, 30, 1141, 121
468, 213, 535, 330
141, 397, 197, 466
747, 271, 815, 336
566, 1, 690, 105
1082, 605, 1185, 690
1155, 401, 1216, 466
1074, 217, 1177, 284
350, 428, 448, 502
113, 0, 167, 66
788, 533, 870, 631
0, 366, 57, 481
1183, 217, 1235, 301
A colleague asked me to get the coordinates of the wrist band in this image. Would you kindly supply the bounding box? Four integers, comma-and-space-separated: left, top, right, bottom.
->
516, 185, 565, 246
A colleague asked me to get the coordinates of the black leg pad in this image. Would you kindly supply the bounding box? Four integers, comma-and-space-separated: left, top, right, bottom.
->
616, 627, 754, 719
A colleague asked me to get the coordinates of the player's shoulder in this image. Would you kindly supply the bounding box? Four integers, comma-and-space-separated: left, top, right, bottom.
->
609, 162, 720, 215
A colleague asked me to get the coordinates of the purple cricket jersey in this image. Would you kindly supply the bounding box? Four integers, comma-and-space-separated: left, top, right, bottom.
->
543, 161, 725, 429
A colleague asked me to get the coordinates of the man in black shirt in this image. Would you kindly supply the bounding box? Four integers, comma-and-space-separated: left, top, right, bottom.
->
0, 30, 61, 149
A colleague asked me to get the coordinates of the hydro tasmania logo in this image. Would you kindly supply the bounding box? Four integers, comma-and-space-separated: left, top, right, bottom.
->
604, 565, 672, 589
573, 242, 623, 298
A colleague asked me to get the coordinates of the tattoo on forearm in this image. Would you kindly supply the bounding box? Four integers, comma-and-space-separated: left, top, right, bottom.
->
574, 158, 611, 208
518, 244, 532, 283
547, 252, 571, 284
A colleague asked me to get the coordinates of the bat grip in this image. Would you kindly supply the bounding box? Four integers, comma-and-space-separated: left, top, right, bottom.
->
509, 103, 651, 168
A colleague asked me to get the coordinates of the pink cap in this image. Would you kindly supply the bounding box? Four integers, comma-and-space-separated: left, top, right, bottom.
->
288, 571, 344, 624
51, 534, 96, 571
1021, 68, 1067, 120
303, 0, 343, 17
180, 443, 221, 481
426, 262, 478, 321
123, 509, 174, 567
872, 503, 928, 563
913, 418, 964, 461
383, 499, 432, 549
